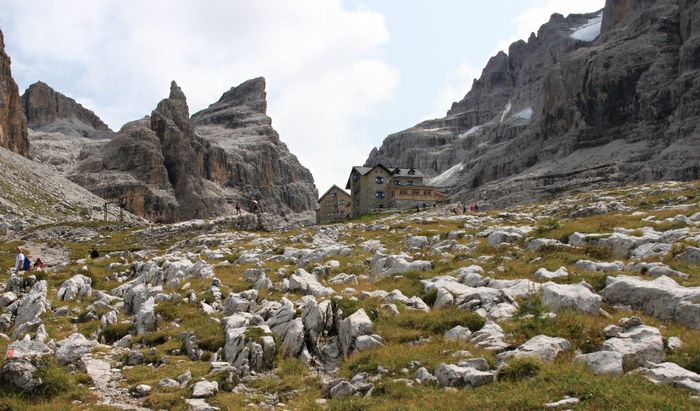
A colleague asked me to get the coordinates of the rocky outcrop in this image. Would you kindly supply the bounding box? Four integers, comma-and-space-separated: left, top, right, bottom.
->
365, 0, 700, 208
69, 78, 316, 223
192, 77, 318, 215
21, 81, 112, 138
0, 28, 29, 157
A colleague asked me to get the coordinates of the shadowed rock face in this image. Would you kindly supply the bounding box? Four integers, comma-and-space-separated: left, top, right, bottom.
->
192, 77, 318, 216
21, 81, 112, 138
365, 0, 700, 209
69, 78, 317, 223
0, 28, 29, 157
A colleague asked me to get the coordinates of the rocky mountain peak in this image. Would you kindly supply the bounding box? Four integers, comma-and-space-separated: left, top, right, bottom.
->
0, 27, 30, 157
21, 81, 112, 138
168, 80, 187, 102
216, 76, 267, 114
153, 81, 192, 135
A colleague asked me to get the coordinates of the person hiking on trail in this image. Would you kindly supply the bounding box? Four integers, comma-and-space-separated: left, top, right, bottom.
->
34, 258, 45, 272
251, 199, 259, 214
235, 201, 241, 216
14, 247, 28, 275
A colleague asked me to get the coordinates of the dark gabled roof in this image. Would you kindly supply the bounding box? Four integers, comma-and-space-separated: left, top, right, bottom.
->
345, 164, 426, 188
391, 168, 426, 178
318, 185, 351, 202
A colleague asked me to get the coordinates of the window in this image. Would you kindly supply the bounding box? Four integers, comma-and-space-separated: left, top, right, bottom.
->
375, 176, 385, 184
331, 192, 337, 198
375, 191, 385, 199
408, 168, 416, 175
352, 173, 359, 182
407, 181, 415, 186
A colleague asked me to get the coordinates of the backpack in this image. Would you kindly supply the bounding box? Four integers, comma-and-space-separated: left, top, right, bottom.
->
22, 257, 30, 271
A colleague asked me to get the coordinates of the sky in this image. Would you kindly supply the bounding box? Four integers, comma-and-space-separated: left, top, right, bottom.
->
0, 0, 604, 194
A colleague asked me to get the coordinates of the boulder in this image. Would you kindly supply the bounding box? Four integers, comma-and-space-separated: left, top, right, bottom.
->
676, 247, 700, 264
638, 362, 700, 389
0, 359, 41, 390
600, 275, 700, 329
444, 326, 472, 342
434, 363, 496, 388
497, 335, 571, 363
192, 380, 219, 398
288, 269, 335, 297
55, 333, 98, 365
14, 280, 50, 330
574, 259, 623, 273
56, 274, 92, 300
414, 367, 438, 385
541, 282, 602, 314
223, 324, 276, 373
370, 253, 432, 280
601, 325, 663, 371
534, 267, 569, 280
186, 399, 220, 411
135, 296, 158, 335
338, 309, 374, 357
329, 380, 357, 399
470, 321, 509, 352
574, 351, 624, 375
484, 226, 532, 247
328, 273, 358, 285
624, 262, 688, 279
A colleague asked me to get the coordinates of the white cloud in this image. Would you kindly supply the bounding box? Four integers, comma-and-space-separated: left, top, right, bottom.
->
0, 0, 398, 195
424, 60, 481, 120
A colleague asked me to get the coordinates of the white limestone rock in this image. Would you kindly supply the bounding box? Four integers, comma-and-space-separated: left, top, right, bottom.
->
541, 282, 602, 314
574, 351, 624, 375
497, 335, 571, 363
601, 325, 663, 371
56, 274, 92, 301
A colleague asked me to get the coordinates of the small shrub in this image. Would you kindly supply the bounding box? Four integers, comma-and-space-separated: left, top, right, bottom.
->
346, 355, 380, 375
516, 293, 545, 318
140, 331, 169, 347
498, 357, 542, 382
534, 219, 561, 237
583, 244, 613, 261
420, 288, 438, 307
99, 322, 132, 344
394, 309, 485, 335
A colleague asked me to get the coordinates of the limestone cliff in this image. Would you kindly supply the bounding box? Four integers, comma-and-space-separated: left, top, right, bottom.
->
366, 0, 700, 208
69, 79, 317, 223
192, 77, 318, 216
21, 81, 113, 138
0, 28, 29, 157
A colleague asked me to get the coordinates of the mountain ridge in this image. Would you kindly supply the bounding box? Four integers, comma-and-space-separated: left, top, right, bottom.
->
366, 0, 700, 209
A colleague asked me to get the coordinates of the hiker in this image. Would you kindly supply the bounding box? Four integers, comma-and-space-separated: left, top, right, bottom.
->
34, 258, 45, 272
474, 203, 479, 212
235, 201, 241, 216
415, 203, 420, 212
251, 199, 259, 214
462, 205, 467, 214
14, 247, 28, 275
